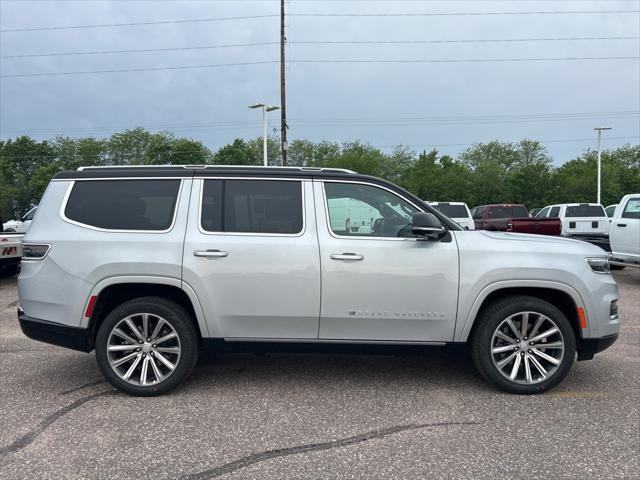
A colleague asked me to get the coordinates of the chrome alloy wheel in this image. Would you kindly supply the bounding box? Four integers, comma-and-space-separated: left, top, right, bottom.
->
490, 311, 565, 385
106, 313, 181, 386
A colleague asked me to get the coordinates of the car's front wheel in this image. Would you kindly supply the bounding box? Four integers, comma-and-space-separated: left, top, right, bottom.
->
471, 296, 576, 394
95, 297, 199, 396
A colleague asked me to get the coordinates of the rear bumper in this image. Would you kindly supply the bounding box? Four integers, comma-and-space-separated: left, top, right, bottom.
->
577, 333, 619, 361
18, 308, 92, 352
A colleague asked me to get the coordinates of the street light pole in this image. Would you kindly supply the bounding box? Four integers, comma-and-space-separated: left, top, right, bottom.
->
594, 127, 612, 204
262, 107, 267, 166
249, 103, 280, 166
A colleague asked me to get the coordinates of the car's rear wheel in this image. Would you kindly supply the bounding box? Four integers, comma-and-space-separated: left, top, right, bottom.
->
95, 297, 198, 396
471, 296, 576, 394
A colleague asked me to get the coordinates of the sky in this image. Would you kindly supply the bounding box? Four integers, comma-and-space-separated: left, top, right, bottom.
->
0, 0, 639, 165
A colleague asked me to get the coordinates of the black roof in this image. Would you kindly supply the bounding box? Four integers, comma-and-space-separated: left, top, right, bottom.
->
53, 166, 358, 180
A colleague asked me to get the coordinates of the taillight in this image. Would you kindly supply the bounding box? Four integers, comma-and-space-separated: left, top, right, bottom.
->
22, 243, 51, 260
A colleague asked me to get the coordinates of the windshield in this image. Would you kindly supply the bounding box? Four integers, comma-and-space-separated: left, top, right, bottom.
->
565, 205, 605, 217
432, 203, 468, 218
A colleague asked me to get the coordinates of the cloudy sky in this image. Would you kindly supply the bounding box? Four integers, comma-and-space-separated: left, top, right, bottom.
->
0, 0, 638, 164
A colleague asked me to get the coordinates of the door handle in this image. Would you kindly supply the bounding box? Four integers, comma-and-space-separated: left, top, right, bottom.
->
330, 253, 364, 261
194, 249, 228, 258
617, 223, 627, 227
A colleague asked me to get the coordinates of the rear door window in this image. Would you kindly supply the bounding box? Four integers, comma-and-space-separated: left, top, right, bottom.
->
64, 179, 181, 231
201, 179, 303, 234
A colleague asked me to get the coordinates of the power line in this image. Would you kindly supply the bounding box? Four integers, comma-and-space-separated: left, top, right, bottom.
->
0, 61, 279, 78
1, 136, 637, 159
3, 36, 638, 59
2, 10, 638, 33
290, 10, 640, 17
377, 136, 639, 149
3, 57, 638, 78
291, 57, 640, 64
2, 111, 637, 136
0, 14, 279, 33
293, 36, 640, 45
0, 42, 279, 59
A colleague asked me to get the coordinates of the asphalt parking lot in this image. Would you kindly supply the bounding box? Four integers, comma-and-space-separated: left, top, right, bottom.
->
0, 270, 638, 479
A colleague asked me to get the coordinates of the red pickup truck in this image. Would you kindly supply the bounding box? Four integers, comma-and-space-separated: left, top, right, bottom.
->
470, 204, 561, 236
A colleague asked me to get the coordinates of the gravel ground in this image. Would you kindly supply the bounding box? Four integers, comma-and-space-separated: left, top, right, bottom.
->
0, 270, 638, 479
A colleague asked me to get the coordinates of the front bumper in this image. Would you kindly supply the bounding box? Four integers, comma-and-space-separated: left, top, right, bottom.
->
18, 308, 92, 352
577, 333, 619, 361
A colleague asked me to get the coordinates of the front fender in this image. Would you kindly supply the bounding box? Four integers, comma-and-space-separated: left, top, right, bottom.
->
455, 279, 587, 342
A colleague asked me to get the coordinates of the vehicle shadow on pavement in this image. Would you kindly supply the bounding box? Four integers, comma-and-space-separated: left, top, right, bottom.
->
187, 350, 487, 393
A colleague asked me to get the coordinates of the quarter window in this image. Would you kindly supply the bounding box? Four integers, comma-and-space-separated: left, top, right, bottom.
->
324, 182, 418, 237
201, 179, 303, 234
64, 179, 180, 231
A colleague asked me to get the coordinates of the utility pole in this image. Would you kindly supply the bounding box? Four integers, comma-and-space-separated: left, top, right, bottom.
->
280, 0, 288, 166
594, 127, 612, 204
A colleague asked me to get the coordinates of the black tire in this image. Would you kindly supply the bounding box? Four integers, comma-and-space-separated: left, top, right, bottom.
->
95, 297, 199, 396
470, 295, 576, 394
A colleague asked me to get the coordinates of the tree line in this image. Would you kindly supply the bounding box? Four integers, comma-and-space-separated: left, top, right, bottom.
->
1, 128, 638, 219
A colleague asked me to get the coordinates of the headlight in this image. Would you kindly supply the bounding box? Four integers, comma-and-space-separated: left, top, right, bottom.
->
586, 257, 610, 274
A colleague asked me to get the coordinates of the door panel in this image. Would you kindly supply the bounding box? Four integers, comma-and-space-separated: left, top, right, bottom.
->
612, 196, 640, 258
182, 179, 321, 339
314, 181, 460, 342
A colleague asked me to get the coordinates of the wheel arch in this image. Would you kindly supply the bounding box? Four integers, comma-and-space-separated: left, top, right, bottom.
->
83, 276, 209, 350
457, 281, 586, 343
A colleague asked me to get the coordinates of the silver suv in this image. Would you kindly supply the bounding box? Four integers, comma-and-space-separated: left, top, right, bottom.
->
18, 166, 620, 396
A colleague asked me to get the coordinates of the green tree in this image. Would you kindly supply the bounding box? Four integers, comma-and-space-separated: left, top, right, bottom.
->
214, 138, 259, 165
0, 136, 55, 217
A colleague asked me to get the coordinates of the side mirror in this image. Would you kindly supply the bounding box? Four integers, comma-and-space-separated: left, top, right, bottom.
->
411, 212, 446, 239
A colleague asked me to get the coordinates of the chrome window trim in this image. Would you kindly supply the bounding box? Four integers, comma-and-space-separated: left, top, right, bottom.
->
319, 179, 424, 242
197, 177, 307, 238
52, 176, 187, 182
59, 179, 184, 234
20, 243, 51, 262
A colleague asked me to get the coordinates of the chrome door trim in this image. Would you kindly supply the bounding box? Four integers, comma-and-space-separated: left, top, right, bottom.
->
222, 337, 447, 346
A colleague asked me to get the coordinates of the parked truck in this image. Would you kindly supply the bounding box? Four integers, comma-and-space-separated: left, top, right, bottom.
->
471, 204, 561, 236
609, 194, 640, 268
0, 233, 23, 276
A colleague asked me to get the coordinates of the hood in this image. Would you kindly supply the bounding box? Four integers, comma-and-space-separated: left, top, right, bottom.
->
477, 230, 606, 254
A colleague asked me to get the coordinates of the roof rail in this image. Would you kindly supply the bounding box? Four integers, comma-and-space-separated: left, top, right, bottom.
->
77, 165, 356, 173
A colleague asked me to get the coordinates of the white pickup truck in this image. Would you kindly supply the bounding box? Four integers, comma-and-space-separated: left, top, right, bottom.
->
609, 194, 640, 268
0, 232, 23, 276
